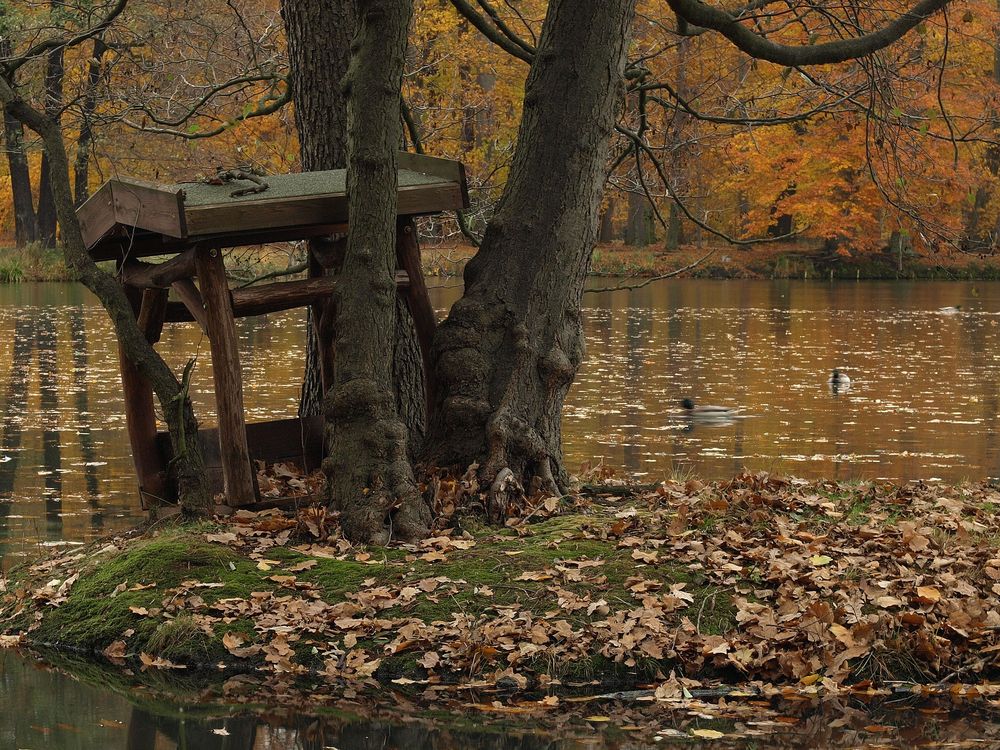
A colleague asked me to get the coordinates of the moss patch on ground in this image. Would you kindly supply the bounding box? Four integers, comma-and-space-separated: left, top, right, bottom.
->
6, 476, 1000, 693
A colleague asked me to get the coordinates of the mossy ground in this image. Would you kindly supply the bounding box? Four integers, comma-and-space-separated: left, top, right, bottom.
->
8, 477, 996, 693
1, 505, 733, 683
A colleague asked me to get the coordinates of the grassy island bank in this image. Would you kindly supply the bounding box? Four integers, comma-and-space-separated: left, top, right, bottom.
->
3, 473, 1000, 697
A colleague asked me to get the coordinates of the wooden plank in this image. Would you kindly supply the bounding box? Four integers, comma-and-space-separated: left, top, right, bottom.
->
154, 416, 326, 498
88, 223, 351, 262
195, 246, 256, 506
171, 278, 210, 332
118, 286, 170, 508
109, 177, 186, 240
76, 181, 118, 250
184, 183, 463, 236
396, 217, 437, 417
120, 247, 197, 288
396, 152, 471, 208
163, 272, 409, 322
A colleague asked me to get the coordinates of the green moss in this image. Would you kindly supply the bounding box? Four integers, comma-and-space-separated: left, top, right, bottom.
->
147, 615, 215, 663
31, 530, 247, 652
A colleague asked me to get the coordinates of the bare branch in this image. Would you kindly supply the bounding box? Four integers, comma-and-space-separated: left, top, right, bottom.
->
666, 0, 951, 65
448, 0, 533, 63
2, 0, 130, 76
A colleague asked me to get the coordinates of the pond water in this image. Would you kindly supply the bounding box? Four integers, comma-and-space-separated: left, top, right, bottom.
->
1, 279, 999, 565
4, 649, 1000, 749
4, 278, 1000, 747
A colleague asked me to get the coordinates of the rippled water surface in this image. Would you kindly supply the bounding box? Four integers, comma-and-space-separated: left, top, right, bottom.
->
1, 279, 998, 564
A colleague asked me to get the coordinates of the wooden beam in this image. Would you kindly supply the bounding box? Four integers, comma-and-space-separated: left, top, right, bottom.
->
171, 278, 210, 332
118, 287, 170, 508
110, 177, 187, 239
183, 183, 464, 236
395, 217, 437, 417
195, 246, 256, 506
396, 151, 470, 209
120, 247, 196, 288
162, 272, 409, 322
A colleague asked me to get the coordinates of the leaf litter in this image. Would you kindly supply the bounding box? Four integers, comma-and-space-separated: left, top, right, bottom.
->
7, 471, 1000, 745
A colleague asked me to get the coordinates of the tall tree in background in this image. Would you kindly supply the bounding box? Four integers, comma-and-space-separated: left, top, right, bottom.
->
280, 0, 355, 418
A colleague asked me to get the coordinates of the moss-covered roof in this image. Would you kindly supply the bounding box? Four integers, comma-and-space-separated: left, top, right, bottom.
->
177, 168, 444, 207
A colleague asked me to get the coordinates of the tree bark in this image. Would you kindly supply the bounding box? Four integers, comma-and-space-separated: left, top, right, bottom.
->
73, 37, 108, 206
422, 0, 637, 512
0, 34, 37, 246
280, 0, 355, 418
36, 22, 65, 247
326, 0, 430, 543
2, 107, 36, 246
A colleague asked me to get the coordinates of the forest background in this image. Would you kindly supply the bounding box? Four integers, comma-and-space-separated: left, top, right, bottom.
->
4, 0, 1000, 277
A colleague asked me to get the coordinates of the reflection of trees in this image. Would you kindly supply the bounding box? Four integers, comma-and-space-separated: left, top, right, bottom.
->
37, 309, 62, 533
0, 315, 34, 550
124, 710, 563, 750
69, 308, 101, 511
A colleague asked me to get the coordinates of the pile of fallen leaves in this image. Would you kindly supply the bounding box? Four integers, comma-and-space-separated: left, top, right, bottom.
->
5, 472, 1000, 700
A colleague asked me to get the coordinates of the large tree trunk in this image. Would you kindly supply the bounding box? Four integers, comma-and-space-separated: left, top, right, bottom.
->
282, 0, 426, 448
282, 0, 355, 419
325, 0, 430, 543
422, 0, 637, 511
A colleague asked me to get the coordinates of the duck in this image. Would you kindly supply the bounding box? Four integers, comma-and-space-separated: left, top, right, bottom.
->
681, 398, 736, 419
826, 367, 851, 388
938, 305, 962, 315
828, 369, 851, 391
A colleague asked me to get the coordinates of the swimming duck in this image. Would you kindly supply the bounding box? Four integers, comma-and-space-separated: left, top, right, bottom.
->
681, 398, 735, 418
938, 305, 962, 315
828, 369, 851, 389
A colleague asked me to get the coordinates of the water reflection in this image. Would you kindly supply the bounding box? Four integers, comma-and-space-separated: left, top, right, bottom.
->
3, 650, 1000, 749
4, 280, 1000, 563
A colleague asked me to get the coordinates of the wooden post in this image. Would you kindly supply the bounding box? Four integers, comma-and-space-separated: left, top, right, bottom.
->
395, 216, 437, 416
119, 287, 169, 508
194, 246, 256, 505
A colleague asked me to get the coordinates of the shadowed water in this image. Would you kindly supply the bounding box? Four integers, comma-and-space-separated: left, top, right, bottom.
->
1, 280, 999, 564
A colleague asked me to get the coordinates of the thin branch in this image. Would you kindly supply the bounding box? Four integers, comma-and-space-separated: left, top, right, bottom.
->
474, 0, 536, 56
666, 0, 952, 66
448, 0, 533, 64
237, 261, 309, 289
2, 0, 130, 76
123, 86, 290, 139
615, 124, 804, 245
585, 246, 720, 293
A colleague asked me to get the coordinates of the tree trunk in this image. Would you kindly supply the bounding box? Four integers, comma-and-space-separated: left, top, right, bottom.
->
325, 0, 430, 543
0, 35, 36, 246
624, 189, 653, 246
36, 37, 64, 247
73, 37, 108, 207
598, 197, 617, 243
422, 0, 637, 512
664, 199, 683, 251
2, 108, 36, 245
281, 0, 356, 418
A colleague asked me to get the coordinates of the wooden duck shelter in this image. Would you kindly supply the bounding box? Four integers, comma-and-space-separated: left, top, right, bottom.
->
76, 152, 468, 509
